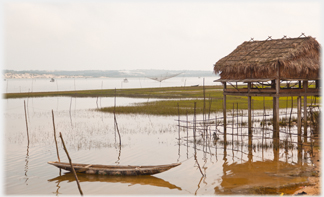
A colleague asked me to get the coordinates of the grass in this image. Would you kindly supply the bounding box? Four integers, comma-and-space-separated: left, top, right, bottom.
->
3, 86, 224, 99
100, 95, 320, 116
4, 85, 320, 115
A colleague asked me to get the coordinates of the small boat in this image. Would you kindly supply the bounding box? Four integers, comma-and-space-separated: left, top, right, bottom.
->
50, 78, 55, 82
48, 161, 181, 176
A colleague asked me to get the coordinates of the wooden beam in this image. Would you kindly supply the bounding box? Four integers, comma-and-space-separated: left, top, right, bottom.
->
224, 87, 319, 94
223, 91, 319, 97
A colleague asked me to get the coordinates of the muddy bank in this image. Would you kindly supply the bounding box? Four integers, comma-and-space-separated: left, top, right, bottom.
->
292, 140, 321, 196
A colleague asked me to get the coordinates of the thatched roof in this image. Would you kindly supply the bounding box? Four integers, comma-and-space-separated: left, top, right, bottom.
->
214, 36, 320, 80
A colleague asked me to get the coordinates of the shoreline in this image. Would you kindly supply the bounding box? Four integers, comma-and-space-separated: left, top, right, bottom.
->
293, 139, 321, 195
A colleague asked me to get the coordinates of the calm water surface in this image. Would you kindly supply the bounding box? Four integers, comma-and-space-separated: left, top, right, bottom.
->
3, 78, 314, 195
4, 77, 220, 93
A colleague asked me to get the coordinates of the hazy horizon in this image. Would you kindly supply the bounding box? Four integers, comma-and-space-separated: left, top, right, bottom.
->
3, 1, 321, 72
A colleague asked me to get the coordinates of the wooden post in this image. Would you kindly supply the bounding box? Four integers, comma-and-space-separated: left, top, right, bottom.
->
248, 130, 252, 163
59, 132, 83, 196
236, 103, 238, 138
248, 82, 252, 134
232, 103, 234, 143
272, 77, 280, 137
52, 110, 60, 162
24, 100, 30, 144
315, 80, 319, 89
297, 96, 302, 139
274, 96, 279, 136
303, 80, 308, 142
223, 82, 227, 133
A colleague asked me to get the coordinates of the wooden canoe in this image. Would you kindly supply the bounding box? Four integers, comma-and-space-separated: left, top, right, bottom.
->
48, 161, 181, 176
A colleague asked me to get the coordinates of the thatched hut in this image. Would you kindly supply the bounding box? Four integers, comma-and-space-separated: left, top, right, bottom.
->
213, 35, 320, 139
214, 36, 320, 81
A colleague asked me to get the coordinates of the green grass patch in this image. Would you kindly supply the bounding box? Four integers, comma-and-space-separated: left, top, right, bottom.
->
99, 96, 320, 116
4, 86, 224, 99
5, 85, 320, 115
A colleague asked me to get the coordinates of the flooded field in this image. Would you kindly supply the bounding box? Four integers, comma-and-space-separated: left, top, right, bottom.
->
3, 95, 316, 195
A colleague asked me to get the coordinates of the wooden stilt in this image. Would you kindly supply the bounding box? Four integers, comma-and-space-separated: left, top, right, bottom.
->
304, 96, 308, 142
232, 103, 234, 143
273, 96, 279, 138
248, 82, 252, 134
223, 82, 227, 133
303, 80, 308, 142
297, 96, 302, 140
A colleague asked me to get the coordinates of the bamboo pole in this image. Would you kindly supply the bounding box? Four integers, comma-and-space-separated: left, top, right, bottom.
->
223, 82, 227, 133
52, 110, 60, 162
178, 103, 180, 141
59, 132, 83, 196
186, 110, 188, 159
114, 88, 121, 146
203, 78, 206, 141
24, 100, 30, 144
193, 102, 204, 177
69, 97, 73, 127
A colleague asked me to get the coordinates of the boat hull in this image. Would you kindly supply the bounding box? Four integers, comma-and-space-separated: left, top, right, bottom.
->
48, 161, 181, 176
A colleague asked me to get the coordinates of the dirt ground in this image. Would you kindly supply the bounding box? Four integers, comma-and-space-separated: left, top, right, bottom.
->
293, 141, 321, 196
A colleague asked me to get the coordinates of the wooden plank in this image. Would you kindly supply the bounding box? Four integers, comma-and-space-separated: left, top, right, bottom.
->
223, 91, 319, 97
224, 88, 319, 94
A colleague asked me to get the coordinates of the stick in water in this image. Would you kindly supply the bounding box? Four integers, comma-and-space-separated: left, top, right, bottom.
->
52, 110, 60, 162
24, 100, 29, 144
59, 132, 83, 196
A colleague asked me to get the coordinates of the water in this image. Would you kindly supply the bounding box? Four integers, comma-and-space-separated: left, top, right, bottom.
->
3, 77, 220, 93
3, 78, 314, 195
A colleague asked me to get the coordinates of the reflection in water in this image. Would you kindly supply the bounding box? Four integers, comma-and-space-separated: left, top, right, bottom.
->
24, 144, 29, 185
48, 173, 182, 192
53, 182, 61, 196
215, 159, 309, 195
195, 176, 203, 195
115, 145, 121, 164
213, 133, 311, 195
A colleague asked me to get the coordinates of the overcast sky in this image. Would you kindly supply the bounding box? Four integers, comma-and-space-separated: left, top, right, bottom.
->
2, 1, 322, 71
